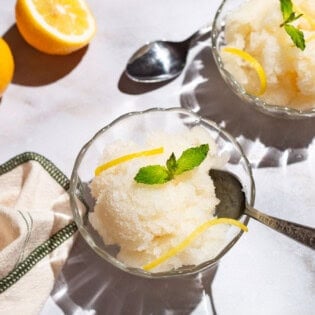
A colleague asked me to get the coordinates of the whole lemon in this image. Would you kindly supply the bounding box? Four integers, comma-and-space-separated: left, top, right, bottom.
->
0, 38, 14, 97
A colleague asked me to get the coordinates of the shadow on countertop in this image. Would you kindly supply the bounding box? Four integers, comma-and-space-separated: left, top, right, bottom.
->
180, 46, 315, 167
2, 25, 88, 86
52, 235, 218, 315
118, 71, 175, 95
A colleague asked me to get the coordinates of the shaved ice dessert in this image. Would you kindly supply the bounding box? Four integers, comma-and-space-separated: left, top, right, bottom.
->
89, 127, 239, 272
221, 0, 315, 110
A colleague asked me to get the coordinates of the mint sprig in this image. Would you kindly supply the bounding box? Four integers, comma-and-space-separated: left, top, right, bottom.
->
279, 0, 305, 50
134, 144, 209, 185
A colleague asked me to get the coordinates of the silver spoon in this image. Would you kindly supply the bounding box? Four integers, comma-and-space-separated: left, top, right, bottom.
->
210, 169, 315, 249
126, 25, 212, 83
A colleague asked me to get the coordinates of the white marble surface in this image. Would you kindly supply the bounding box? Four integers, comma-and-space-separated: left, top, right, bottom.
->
0, 0, 314, 314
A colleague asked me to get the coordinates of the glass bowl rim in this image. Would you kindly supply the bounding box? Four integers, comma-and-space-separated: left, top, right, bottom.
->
69, 107, 255, 279
211, 0, 315, 119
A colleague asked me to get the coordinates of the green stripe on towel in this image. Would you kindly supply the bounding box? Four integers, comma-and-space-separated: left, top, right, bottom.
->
0, 152, 78, 293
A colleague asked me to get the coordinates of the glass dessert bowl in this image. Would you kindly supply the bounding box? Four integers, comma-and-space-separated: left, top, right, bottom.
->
211, 0, 315, 119
70, 107, 254, 278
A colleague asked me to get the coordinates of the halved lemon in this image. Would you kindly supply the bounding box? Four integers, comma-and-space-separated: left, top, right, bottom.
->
0, 38, 14, 97
15, 0, 96, 55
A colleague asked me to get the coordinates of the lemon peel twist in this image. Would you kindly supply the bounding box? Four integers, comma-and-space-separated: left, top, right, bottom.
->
94, 147, 164, 176
223, 47, 267, 96
142, 218, 248, 271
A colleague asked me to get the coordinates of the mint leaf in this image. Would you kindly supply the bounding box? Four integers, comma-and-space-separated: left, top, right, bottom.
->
134, 165, 170, 184
279, 0, 305, 50
134, 144, 210, 185
175, 144, 209, 175
284, 24, 305, 51
282, 12, 303, 25
280, 0, 293, 21
285, 12, 297, 24
166, 153, 177, 178
289, 13, 302, 23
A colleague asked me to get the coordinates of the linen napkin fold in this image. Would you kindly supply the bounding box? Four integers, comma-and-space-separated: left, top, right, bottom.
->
0, 152, 83, 315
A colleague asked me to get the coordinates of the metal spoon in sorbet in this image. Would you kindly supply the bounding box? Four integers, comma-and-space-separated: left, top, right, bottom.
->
210, 169, 315, 249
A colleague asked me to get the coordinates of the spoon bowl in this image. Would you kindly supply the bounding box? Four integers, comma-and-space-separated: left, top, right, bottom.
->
126, 41, 188, 83
211, 169, 315, 249
126, 26, 212, 82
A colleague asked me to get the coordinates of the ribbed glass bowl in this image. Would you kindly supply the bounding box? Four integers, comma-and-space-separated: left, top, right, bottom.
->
211, 0, 315, 119
69, 107, 255, 278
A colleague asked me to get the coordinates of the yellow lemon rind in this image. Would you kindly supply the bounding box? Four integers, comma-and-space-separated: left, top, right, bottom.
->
223, 47, 267, 96
15, 0, 96, 55
0, 38, 14, 96
95, 147, 164, 176
142, 218, 248, 271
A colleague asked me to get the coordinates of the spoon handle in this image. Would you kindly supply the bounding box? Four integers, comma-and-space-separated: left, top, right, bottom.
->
245, 205, 315, 250
186, 24, 212, 45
